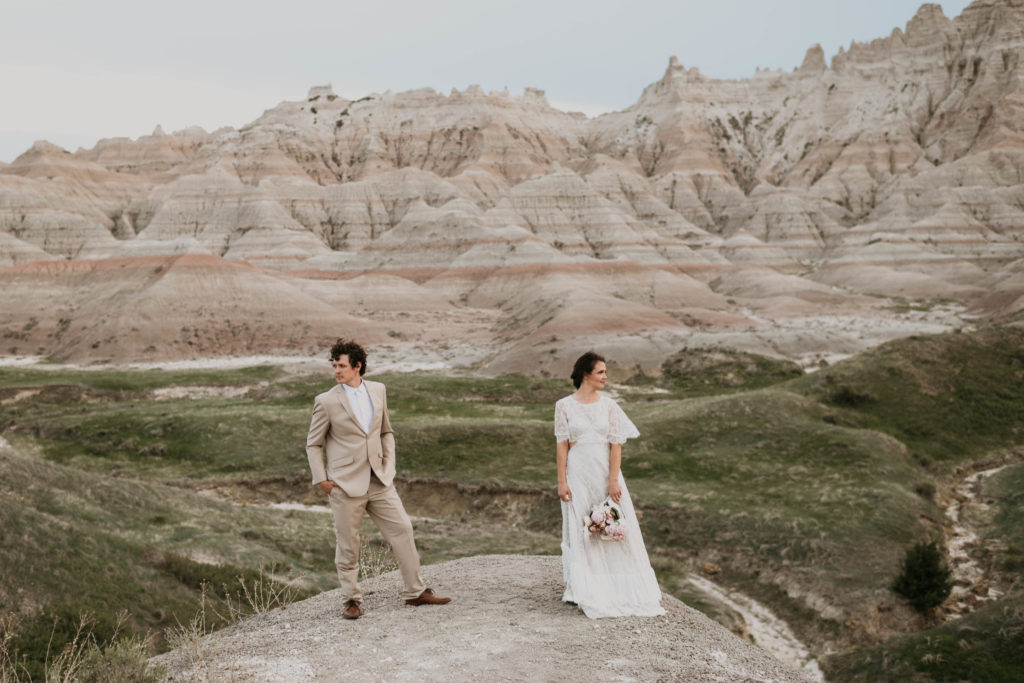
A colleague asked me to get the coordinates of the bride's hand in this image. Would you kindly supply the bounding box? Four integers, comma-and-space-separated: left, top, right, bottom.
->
558, 482, 572, 503
608, 480, 621, 504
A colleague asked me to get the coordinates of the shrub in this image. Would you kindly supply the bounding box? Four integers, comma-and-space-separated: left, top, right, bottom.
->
77, 634, 163, 683
827, 384, 876, 407
914, 482, 936, 500
155, 552, 266, 599
155, 552, 313, 620
1, 609, 159, 683
6, 604, 118, 681
892, 541, 953, 612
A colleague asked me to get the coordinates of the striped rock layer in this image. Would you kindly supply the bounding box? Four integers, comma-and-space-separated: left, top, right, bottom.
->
2, 1, 1023, 371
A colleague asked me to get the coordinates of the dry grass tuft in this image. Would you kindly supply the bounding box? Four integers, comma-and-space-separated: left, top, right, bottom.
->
358, 535, 399, 593
0, 611, 160, 683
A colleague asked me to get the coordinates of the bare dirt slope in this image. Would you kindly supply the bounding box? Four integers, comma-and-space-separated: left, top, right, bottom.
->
151, 555, 812, 682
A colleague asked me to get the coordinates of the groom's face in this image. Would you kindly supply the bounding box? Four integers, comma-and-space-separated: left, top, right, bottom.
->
331, 355, 361, 386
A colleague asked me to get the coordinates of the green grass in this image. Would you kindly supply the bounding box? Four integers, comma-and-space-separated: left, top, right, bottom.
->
823, 589, 1024, 682
987, 463, 1024, 574
3, 604, 162, 683
1, 327, 1022, 679
0, 438, 334, 663
636, 346, 803, 397
623, 389, 932, 622
822, 461, 1024, 681
791, 327, 1024, 467
0, 364, 282, 392
398, 417, 553, 484
0, 370, 566, 483
409, 517, 560, 563
11, 398, 312, 479
0, 371, 572, 674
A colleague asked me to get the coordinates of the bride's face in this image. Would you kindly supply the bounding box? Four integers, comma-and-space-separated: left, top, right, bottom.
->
584, 361, 607, 390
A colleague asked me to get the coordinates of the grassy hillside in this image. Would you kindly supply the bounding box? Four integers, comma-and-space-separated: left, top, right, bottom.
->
0, 437, 328, 678
0, 434, 559, 679
0, 370, 565, 484
636, 346, 803, 397
822, 462, 1024, 681
1, 326, 1022, 680
791, 328, 1024, 467
823, 588, 1024, 681
988, 461, 1024, 576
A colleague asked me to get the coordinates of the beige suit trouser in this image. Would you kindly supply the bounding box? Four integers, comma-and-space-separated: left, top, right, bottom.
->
328, 476, 425, 603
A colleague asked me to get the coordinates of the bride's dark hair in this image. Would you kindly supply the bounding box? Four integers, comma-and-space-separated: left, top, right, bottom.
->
570, 351, 606, 389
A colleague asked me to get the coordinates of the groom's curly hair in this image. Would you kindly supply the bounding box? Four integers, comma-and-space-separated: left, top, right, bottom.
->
570, 351, 605, 389
329, 338, 368, 376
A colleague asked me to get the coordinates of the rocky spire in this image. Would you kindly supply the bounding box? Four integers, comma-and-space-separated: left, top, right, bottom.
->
905, 2, 950, 45
798, 44, 827, 74
307, 84, 335, 100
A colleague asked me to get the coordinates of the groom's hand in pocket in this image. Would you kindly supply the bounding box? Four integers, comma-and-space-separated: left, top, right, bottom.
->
319, 480, 339, 495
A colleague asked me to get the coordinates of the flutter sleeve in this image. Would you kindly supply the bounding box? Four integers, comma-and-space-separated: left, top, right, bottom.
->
607, 398, 640, 444
554, 400, 571, 442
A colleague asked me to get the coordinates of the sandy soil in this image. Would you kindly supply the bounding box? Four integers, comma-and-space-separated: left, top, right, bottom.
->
151, 555, 813, 682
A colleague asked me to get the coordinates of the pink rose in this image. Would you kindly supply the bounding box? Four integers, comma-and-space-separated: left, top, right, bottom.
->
591, 510, 604, 524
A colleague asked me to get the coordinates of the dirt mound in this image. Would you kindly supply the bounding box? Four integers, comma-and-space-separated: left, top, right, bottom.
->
151, 554, 812, 681
659, 347, 803, 391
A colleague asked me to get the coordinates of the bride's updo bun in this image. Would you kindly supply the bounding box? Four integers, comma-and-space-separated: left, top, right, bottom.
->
571, 351, 606, 389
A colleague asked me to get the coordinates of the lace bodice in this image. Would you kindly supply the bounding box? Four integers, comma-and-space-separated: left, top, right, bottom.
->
554, 395, 640, 445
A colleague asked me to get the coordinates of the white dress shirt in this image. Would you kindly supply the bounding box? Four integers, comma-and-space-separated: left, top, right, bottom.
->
342, 381, 374, 433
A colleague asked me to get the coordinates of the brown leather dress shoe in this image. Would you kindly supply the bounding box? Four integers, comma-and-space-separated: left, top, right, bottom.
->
405, 588, 451, 606
342, 600, 361, 619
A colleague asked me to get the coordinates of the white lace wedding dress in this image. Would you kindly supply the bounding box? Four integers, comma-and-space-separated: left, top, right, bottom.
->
555, 394, 666, 618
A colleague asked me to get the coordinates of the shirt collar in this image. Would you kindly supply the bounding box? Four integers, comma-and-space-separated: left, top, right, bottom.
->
342, 381, 367, 393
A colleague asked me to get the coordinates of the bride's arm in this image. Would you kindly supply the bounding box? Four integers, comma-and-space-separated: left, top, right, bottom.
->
608, 443, 622, 503
554, 400, 573, 502
557, 440, 573, 502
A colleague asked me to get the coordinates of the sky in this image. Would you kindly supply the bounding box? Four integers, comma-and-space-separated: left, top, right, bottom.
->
1, 0, 974, 163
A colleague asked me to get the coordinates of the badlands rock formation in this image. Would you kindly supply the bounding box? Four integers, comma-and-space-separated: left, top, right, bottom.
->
151, 555, 815, 682
2, 0, 1023, 372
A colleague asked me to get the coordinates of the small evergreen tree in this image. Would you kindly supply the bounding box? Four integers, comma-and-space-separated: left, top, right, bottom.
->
892, 541, 954, 612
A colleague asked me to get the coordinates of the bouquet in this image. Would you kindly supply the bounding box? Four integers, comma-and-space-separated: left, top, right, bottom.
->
584, 497, 626, 542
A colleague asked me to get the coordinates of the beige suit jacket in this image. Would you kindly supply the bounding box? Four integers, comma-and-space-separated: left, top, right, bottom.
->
305, 380, 396, 497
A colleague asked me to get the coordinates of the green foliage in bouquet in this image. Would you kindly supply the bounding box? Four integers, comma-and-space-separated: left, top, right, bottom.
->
892, 541, 953, 612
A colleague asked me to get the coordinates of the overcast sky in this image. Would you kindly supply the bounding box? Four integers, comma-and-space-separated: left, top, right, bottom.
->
1, 0, 973, 163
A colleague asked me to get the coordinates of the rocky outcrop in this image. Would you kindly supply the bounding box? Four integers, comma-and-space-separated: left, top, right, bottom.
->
1, 1, 1022, 370
150, 555, 814, 682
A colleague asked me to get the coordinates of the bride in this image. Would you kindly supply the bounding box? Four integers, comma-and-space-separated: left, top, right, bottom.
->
554, 351, 665, 618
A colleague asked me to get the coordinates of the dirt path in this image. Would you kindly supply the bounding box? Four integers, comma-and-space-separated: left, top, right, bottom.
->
944, 462, 1014, 617
687, 575, 823, 682
151, 555, 813, 682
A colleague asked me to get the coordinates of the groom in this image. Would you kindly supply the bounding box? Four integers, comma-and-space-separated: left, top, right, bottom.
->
306, 338, 450, 619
